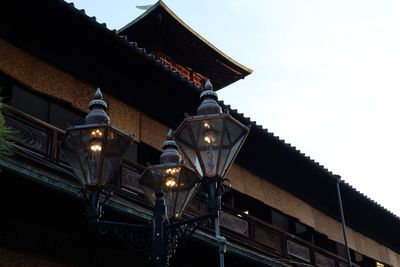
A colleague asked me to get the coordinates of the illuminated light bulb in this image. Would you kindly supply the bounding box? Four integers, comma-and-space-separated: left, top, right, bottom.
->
90, 144, 102, 152
204, 134, 216, 144
91, 129, 103, 137
204, 122, 211, 129
90, 144, 101, 152
165, 179, 176, 187
244, 210, 249, 215
166, 168, 178, 175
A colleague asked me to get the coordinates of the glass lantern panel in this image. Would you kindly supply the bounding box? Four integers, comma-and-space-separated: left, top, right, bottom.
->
174, 166, 200, 218
152, 167, 181, 218
189, 118, 224, 177
219, 118, 247, 177
174, 123, 203, 176
100, 128, 132, 186
163, 166, 181, 218
140, 165, 199, 219
140, 171, 158, 206
63, 127, 106, 185
63, 131, 86, 185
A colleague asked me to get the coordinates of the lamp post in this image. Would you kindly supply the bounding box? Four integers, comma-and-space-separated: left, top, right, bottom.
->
62, 88, 134, 224
173, 80, 250, 267
139, 132, 204, 266
63, 84, 249, 267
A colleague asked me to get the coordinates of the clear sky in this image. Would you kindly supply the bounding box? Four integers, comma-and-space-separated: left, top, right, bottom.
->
70, 0, 400, 216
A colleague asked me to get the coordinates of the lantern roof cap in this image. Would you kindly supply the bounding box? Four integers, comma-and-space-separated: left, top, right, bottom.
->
200, 80, 218, 100
85, 88, 110, 124
160, 130, 181, 164
162, 129, 178, 150
89, 87, 108, 110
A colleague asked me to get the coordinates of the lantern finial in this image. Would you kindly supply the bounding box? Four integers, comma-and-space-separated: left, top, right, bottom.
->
197, 80, 222, 115
93, 87, 103, 99
160, 130, 181, 164
204, 79, 213, 91
85, 87, 110, 124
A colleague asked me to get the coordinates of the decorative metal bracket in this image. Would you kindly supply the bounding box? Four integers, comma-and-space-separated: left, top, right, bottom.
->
79, 187, 216, 267
163, 214, 215, 265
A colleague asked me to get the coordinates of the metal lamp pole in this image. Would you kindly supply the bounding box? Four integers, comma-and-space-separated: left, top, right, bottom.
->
334, 175, 352, 267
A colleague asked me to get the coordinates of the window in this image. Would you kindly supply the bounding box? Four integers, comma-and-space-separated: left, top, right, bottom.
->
314, 232, 335, 253
271, 210, 289, 232
10, 85, 85, 130
231, 190, 271, 222
0, 71, 13, 103
137, 142, 161, 166
336, 242, 347, 259
11, 85, 49, 121
4, 76, 139, 164
293, 221, 313, 242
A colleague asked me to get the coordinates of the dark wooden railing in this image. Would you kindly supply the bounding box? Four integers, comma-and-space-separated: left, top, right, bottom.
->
3, 105, 361, 267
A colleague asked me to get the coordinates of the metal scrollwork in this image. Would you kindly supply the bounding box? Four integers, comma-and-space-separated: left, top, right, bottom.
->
165, 214, 213, 263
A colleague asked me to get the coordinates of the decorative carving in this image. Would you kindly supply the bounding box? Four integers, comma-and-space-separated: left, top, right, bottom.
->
121, 167, 143, 193
315, 252, 335, 267
254, 225, 281, 250
219, 211, 248, 236
6, 117, 48, 154
287, 240, 310, 262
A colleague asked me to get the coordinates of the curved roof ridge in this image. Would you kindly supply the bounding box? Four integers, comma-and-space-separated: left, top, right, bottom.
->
118, 0, 253, 75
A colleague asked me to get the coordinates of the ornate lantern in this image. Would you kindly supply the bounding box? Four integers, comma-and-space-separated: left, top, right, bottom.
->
63, 88, 134, 187
139, 132, 200, 219
173, 80, 250, 178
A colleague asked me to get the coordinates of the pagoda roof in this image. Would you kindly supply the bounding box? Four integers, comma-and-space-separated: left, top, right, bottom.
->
118, 1, 252, 90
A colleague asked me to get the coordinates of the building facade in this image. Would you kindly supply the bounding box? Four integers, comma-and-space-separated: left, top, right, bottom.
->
0, 1, 399, 266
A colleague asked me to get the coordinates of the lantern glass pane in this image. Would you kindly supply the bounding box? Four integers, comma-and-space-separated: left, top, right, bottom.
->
189, 118, 224, 177
157, 166, 181, 218
175, 115, 249, 178
140, 164, 199, 218
63, 127, 106, 185
174, 166, 200, 218
63, 131, 86, 185
219, 118, 247, 177
100, 129, 132, 186
174, 124, 202, 176
140, 171, 158, 205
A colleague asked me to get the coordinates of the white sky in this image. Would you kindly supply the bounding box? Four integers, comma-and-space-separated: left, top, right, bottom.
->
70, 0, 400, 216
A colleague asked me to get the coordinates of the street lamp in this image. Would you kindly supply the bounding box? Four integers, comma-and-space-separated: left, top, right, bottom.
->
63, 84, 249, 267
63, 88, 134, 224
140, 132, 200, 220
139, 133, 205, 266
173, 80, 250, 266
63, 88, 134, 188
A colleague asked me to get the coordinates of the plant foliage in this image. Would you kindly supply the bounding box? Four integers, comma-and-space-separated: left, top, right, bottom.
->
0, 94, 13, 157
